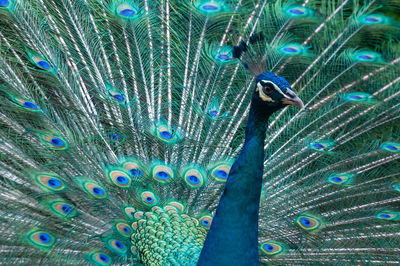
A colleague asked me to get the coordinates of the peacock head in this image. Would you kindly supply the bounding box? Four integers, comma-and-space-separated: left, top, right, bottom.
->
253, 71, 303, 115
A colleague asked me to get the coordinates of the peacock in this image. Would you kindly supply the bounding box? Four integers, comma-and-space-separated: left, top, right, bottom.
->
0, 0, 399, 265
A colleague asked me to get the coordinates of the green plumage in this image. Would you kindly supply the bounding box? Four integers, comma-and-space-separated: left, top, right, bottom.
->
0, 0, 399, 265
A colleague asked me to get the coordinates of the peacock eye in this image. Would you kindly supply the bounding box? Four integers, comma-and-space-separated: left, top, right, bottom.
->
262, 84, 274, 95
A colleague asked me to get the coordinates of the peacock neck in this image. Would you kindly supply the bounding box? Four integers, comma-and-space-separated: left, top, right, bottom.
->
198, 100, 270, 266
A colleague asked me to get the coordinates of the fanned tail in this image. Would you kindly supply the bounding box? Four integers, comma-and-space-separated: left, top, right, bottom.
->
0, 0, 399, 265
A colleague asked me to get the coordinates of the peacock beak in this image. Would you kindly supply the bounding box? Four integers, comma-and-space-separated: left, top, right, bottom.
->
281, 87, 304, 109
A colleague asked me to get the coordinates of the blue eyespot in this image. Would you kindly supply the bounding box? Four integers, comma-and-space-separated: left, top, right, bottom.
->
113, 94, 125, 102
120, 8, 136, 17
129, 168, 144, 178
115, 241, 123, 249
23, 102, 38, 109
199, 216, 212, 228
381, 142, 400, 153
199, 1, 223, 13
376, 211, 399, 221
37, 60, 51, 70
386, 145, 398, 151
0, 0, 10, 7
48, 178, 61, 188
327, 173, 353, 186
99, 254, 109, 262
360, 15, 386, 25
313, 143, 324, 149
358, 55, 372, 60
279, 43, 305, 56
365, 17, 378, 22
296, 214, 323, 232
152, 165, 173, 183
160, 131, 173, 140
260, 241, 287, 256
283, 47, 298, 53
188, 175, 200, 184
108, 133, 121, 140
218, 54, 229, 60
50, 137, 64, 147
91, 187, 103, 196
265, 244, 274, 251
123, 226, 130, 233
285, 6, 311, 17
353, 51, 380, 62
61, 204, 72, 214
146, 197, 153, 203
215, 170, 228, 178
300, 217, 311, 227
344, 92, 371, 102
156, 171, 170, 180
289, 8, 304, 15
116, 3, 139, 19
202, 4, 218, 10
39, 233, 50, 243
116, 176, 129, 185
209, 110, 218, 117
349, 95, 362, 100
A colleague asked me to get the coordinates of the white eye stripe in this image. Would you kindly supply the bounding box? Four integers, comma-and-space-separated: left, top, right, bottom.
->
256, 80, 291, 100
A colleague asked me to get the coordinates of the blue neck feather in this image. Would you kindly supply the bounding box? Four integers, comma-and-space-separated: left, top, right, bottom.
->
198, 99, 270, 266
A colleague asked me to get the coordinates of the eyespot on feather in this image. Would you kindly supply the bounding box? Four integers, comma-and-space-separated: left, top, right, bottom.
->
47, 199, 77, 218
376, 211, 400, 221
278, 43, 306, 56
34, 172, 66, 192
260, 240, 288, 256
89, 252, 112, 265
381, 142, 400, 153
124, 206, 136, 219
183, 168, 206, 188
152, 164, 174, 184
122, 160, 146, 182
116, 3, 139, 19
359, 14, 390, 25
352, 51, 381, 63
43, 135, 68, 150
199, 216, 212, 229
209, 162, 232, 182
106, 239, 127, 255
26, 230, 56, 250
0, 0, 13, 9
309, 140, 335, 152
83, 182, 108, 199
198, 1, 225, 13
296, 213, 324, 233
116, 222, 132, 237
106, 168, 132, 188
134, 211, 144, 220
141, 191, 158, 207
327, 173, 353, 186
344, 92, 373, 102
107, 89, 126, 104
10, 95, 41, 112
285, 6, 312, 17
